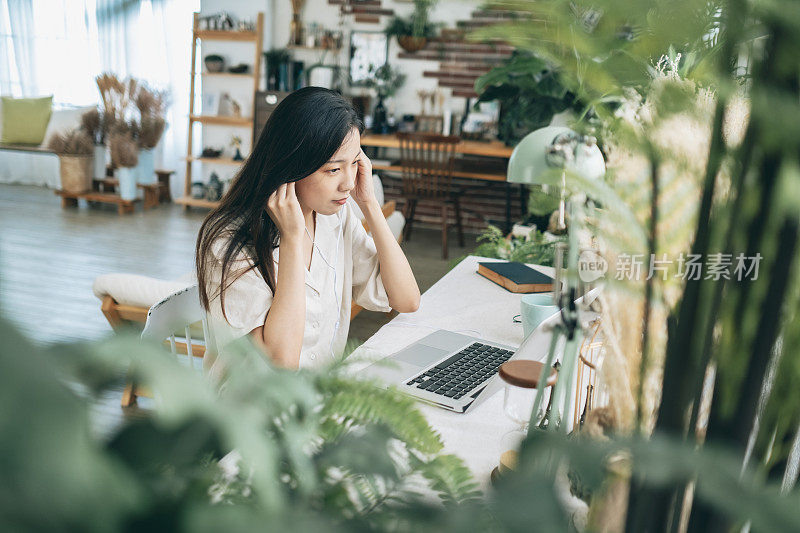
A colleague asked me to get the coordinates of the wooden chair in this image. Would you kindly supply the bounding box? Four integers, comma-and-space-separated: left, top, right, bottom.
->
397, 132, 464, 259
414, 115, 444, 134
121, 285, 212, 407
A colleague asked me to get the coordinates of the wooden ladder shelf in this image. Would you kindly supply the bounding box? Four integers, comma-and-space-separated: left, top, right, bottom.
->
178, 11, 264, 210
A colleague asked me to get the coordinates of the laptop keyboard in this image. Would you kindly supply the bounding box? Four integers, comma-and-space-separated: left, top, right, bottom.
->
406, 343, 515, 400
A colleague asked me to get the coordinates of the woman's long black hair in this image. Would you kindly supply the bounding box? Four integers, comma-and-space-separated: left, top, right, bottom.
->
196, 87, 363, 319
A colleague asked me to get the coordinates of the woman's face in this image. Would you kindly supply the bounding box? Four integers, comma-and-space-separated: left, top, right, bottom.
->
295, 127, 361, 216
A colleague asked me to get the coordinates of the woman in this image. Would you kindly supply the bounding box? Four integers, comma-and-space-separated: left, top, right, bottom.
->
196, 87, 420, 369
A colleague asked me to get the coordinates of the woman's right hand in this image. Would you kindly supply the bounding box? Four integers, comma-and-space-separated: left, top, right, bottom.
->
266, 182, 305, 239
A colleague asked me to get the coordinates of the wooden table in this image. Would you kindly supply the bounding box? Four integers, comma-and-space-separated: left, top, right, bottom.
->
360, 133, 523, 232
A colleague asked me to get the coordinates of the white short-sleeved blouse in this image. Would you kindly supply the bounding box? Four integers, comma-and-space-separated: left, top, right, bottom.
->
207, 203, 391, 368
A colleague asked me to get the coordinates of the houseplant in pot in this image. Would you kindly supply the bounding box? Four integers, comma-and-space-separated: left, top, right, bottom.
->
109, 126, 139, 201
47, 129, 94, 193
134, 84, 167, 185
474, 50, 581, 146
385, 0, 438, 53
364, 63, 405, 134
263, 48, 291, 91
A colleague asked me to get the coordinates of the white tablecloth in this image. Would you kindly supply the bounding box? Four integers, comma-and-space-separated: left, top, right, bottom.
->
350, 255, 556, 486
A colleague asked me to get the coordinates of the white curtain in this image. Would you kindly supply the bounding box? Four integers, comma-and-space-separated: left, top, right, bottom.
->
0, 0, 198, 184
0, 0, 37, 96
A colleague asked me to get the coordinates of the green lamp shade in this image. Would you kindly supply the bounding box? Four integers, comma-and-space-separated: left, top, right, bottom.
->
507, 126, 606, 184
507, 126, 572, 184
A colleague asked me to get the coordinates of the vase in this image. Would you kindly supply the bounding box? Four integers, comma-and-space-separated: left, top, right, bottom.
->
117, 167, 138, 200
289, 13, 303, 46
136, 148, 156, 185
372, 96, 388, 134
93, 144, 107, 181
59, 155, 92, 193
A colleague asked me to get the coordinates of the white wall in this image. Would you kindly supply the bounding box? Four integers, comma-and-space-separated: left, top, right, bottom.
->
273, 0, 481, 117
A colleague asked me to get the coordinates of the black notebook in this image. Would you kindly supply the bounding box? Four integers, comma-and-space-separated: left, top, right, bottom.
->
477, 261, 554, 293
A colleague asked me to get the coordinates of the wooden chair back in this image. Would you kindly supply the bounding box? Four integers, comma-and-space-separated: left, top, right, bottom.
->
414, 114, 444, 134
397, 132, 461, 199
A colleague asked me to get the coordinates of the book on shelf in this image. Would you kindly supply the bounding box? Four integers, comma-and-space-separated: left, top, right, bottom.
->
477, 261, 554, 293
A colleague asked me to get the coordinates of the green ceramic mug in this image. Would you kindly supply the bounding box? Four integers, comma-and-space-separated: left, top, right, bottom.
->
520, 293, 559, 339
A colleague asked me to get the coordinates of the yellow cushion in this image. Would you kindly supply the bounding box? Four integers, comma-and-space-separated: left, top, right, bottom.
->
1, 96, 53, 145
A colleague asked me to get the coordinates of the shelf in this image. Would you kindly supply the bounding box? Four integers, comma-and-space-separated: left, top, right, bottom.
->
190, 115, 253, 126
200, 72, 255, 79
185, 156, 245, 165
174, 196, 220, 209
287, 45, 341, 52
195, 30, 257, 42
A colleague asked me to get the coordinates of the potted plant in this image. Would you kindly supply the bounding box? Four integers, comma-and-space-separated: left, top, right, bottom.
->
363, 63, 406, 134
384, 0, 438, 53
263, 48, 291, 91
134, 84, 168, 185
109, 126, 139, 201
47, 129, 94, 193
475, 50, 581, 146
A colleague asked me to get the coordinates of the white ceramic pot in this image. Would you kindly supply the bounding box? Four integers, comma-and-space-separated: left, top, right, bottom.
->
136, 148, 156, 184
117, 167, 138, 200
93, 144, 107, 180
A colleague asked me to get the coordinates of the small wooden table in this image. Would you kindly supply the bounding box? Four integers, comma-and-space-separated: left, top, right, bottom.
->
56, 189, 140, 215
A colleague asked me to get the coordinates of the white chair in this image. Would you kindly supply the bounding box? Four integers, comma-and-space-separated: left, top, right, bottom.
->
121, 284, 214, 407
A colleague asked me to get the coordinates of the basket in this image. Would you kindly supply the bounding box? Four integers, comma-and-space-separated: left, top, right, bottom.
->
397, 36, 427, 53
59, 155, 93, 193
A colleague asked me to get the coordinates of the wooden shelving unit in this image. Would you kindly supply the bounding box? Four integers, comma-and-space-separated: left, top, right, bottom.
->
189, 114, 253, 126
180, 12, 263, 209
202, 72, 255, 79
185, 156, 245, 165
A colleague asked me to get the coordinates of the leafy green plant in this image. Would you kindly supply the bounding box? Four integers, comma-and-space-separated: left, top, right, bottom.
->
363, 63, 406, 99
475, 0, 800, 530
384, 0, 438, 40
0, 317, 486, 531
473, 225, 566, 267
474, 50, 581, 145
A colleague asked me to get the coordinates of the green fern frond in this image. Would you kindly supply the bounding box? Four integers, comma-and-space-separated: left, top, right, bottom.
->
413, 453, 480, 505
317, 378, 443, 455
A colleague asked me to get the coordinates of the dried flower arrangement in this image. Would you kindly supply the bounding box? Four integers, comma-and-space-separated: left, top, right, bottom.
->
79, 108, 110, 145
95, 73, 169, 150
109, 129, 139, 168
96, 72, 138, 130
47, 129, 94, 156
134, 83, 168, 149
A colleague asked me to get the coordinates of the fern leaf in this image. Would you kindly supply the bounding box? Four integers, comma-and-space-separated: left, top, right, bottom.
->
318, 377, 443, 455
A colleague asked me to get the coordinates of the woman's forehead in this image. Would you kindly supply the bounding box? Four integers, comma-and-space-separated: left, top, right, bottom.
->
330, 129, 361, 160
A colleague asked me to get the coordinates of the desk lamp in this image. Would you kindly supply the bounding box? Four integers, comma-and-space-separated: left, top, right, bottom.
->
507, 126, 605, 230
506, 126, 606, 432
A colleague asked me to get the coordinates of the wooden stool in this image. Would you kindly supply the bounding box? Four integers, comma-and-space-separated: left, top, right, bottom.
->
155, 169, 174, 203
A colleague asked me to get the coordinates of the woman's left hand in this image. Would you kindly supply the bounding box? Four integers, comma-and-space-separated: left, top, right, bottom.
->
352, 149, 377, 208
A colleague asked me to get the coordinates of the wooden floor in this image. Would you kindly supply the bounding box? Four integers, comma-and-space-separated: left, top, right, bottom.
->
1, 184, 479, 436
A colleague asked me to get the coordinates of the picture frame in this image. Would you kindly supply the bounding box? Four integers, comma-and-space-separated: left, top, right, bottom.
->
202, 92, 220, 116
349, 31, 389, 85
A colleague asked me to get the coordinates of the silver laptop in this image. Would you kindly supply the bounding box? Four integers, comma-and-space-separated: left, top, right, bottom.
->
363, 289, 599, 413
